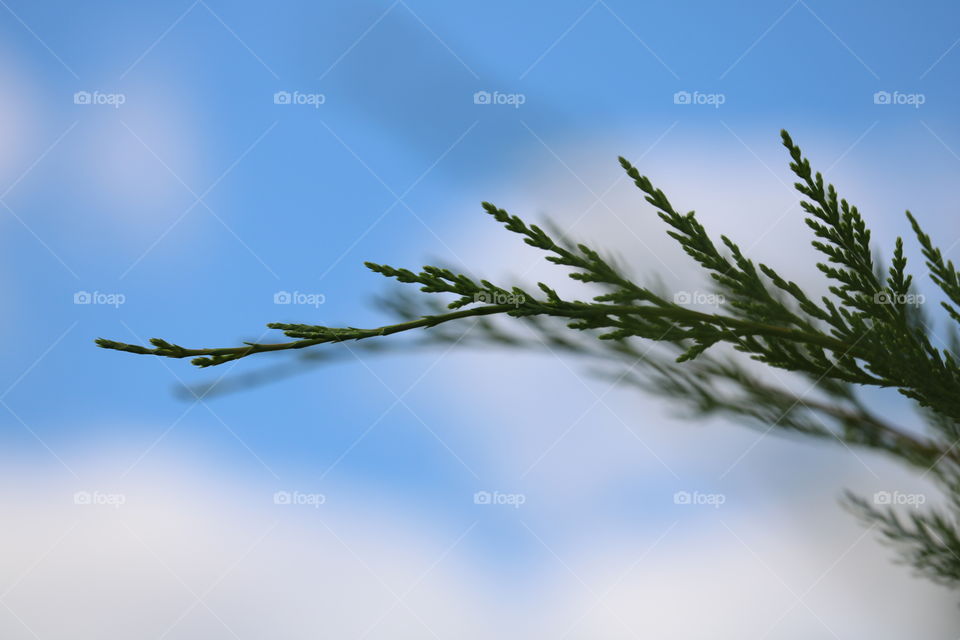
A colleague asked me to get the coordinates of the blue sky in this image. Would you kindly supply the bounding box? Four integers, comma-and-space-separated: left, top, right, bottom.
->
3, 1, 960, 637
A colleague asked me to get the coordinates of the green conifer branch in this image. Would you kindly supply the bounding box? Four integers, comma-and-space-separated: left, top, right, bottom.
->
96, 300, 862, 368
97, 130, 960, 593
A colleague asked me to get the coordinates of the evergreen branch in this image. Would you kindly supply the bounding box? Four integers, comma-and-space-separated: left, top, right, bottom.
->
173, 293, 957, 469
96, 300, 865, 368
907, 210, 960, 323
96, 304, 514, 367
97, 129, 960, 593
846, 493, 960, 589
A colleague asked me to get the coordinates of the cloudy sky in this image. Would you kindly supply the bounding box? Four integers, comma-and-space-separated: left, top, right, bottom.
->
2, 1, 959, 637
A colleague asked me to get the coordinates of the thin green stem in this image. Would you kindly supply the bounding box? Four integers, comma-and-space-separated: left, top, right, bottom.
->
97, 300, 865, 367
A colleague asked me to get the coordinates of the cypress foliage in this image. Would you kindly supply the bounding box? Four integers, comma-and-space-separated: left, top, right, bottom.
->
99, 131, 960, 591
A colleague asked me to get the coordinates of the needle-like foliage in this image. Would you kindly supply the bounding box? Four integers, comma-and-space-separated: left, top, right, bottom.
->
98, 130, 960, 592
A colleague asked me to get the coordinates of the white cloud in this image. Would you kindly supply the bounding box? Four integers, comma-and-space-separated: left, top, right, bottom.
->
0, 48, 36, 184
0, 448, 953, 638
74, 86, 202, 225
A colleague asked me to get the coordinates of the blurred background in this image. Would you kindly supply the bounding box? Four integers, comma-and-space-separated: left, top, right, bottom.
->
2, 0, 959, 637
